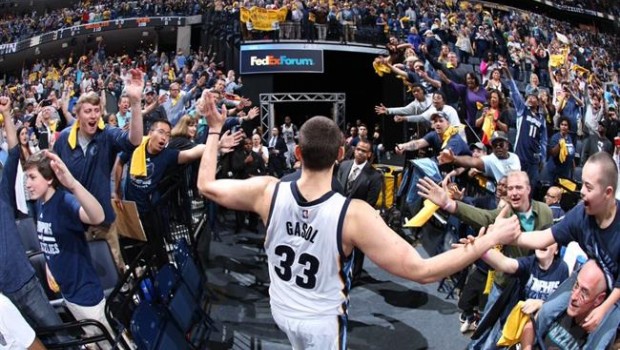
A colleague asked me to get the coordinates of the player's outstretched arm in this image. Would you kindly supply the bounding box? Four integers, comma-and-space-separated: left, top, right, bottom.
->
344, 202, 521, 284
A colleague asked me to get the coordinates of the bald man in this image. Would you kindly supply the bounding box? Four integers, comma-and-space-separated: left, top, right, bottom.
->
544, 186, 565, 223
534, 260, 608, 349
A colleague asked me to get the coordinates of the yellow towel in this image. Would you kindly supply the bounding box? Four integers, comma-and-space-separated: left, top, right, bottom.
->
404, 199, 439, 227
68, 118, 105, 149
558, 138, 568, 163
558, 178, 577, 192
441, 125, 461, 149
483, 270, 495, 295
497, 301, 530, 347
373, 60, 391, 77
481, 112, 496, 145
474, 174, 488, 189
130, 136, 150, 177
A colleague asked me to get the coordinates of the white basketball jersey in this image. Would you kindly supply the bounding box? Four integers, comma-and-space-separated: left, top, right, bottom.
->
265, 181, 353, 319
281, 124, 296, 144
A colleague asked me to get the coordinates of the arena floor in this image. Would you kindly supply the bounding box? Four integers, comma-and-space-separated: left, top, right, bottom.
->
202, 214, 471, 349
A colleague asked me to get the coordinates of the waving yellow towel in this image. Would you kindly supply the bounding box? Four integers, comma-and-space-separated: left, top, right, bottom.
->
68, 118, 105, 149
130, 137, 150, 177
497, 301, 530, 347
373, 59, 391, 77
558, 138, 568, 163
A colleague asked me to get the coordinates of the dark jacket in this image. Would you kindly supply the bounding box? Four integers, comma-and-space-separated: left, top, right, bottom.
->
336, 160, 383, 206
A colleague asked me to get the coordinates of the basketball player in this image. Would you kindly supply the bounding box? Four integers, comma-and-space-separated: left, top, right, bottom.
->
197, 90, 520, 349
281, 115, 298, 168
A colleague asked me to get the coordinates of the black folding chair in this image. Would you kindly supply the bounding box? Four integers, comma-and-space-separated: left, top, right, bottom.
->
16, 217, 40, 255
88, 239, 121, 298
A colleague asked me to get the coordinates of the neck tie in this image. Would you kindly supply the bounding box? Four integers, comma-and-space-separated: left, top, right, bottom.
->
348, 166, 359, 190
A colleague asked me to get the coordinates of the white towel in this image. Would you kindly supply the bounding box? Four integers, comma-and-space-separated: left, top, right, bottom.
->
15, 160, 29, 215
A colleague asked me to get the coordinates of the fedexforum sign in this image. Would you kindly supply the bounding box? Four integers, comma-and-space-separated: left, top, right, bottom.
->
240, 48, 324, 74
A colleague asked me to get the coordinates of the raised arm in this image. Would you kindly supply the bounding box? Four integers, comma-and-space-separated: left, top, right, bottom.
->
0, 97, 17, 149
196, 90, 277, 220
419, 70, 442, 89
46, 151, 104, 225
123, 69, 145, 145
437, 149, 485, 171
387, 62, 409, 80
61, 81, 76, 124
504, 66, 526, 116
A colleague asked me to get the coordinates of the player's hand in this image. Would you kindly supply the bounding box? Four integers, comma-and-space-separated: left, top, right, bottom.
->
197, 90, 227, 130
489, 205, 520, 245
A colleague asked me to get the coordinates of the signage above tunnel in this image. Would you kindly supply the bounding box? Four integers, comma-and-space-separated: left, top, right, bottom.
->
240, 48, 324, 74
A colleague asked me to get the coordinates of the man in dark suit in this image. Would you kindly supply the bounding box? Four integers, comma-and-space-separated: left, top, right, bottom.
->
267, 127, 288, 177
337, 139, 383, 283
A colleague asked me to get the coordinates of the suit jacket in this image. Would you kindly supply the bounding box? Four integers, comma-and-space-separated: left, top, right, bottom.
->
267, 135, 288, 159
337, 160, 383, 206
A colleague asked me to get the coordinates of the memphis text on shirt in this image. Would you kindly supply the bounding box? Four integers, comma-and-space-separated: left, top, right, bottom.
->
37, 221, 60, 255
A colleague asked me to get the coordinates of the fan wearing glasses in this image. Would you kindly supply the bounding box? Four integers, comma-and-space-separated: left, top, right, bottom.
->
438, 131, 521, 183
535, 260, 608, 349
544, 186, 565, 224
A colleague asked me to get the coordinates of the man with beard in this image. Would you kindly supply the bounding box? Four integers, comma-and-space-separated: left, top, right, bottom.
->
337, 139, 382, 283
438, 131, 521, 182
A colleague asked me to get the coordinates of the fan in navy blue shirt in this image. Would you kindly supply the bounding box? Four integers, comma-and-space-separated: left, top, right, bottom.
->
24, 150, 113, 342
482, 240, 569, 349
544, 186, 566, 224
515, 152, 620, 334
542, 116, 575, 184
504, 65, 547, 191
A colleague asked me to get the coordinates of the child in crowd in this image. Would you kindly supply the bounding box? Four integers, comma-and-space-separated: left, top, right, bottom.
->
24, 150, 112, 348
481, 240, 569, 349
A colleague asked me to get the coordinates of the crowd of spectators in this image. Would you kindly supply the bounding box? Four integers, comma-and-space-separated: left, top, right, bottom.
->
0, 0, 620, 348
553, 0, 620, 16
0, 0, 206, 45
